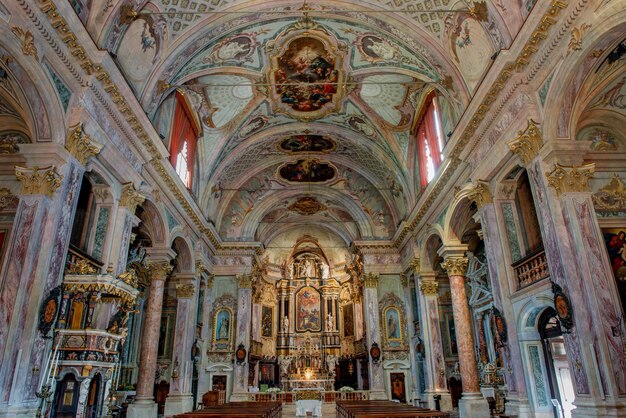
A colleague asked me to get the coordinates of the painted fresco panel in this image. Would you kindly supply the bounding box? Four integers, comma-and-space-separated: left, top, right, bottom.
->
296, 286, 321, 332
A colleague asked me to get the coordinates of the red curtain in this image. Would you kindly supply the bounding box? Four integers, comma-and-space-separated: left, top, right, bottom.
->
416, 96, 442, 188
169, 91, 198, 187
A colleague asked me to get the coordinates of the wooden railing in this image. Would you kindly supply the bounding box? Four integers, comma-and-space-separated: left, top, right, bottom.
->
512, 247, 549, 289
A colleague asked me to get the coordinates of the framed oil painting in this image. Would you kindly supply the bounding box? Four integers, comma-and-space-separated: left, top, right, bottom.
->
342, 303, 354, 337
295, 286, 321, 332
443, 313, 458, 358
261, 305, 273, 338
278, 158, 336, 183
390, 372, 407, 403
602, 227, 626, 311
157, 312, 174, 358
213, 308, 233, 349
383, 306, 402, 343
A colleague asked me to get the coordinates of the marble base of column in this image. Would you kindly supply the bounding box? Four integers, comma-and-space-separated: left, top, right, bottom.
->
504, 395, 532, 418
423, 389, 452, 412
571, 398, 626, 417
368, 390, 388, 400
164, 393, 194, 416
126, 399, 158, 418
458, 392, 490, 418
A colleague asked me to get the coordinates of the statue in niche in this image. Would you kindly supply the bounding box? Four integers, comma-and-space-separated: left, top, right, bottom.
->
283, 315, 289, 333
327, 313, 334, 331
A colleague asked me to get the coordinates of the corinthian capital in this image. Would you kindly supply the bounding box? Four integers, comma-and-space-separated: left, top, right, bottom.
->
441, 257, 468, 276
15, 165, 63, 197
148, 261, 173, 281
363, 273, 379, 288
546, 163, 595, 196
508, 119, 543, 165
237, 274, 253, 289
119, 182, 146, 212
419, 280, 439, 295
66, 123, 103, 165
468, 181, 493, 209
176, 282, 196, 298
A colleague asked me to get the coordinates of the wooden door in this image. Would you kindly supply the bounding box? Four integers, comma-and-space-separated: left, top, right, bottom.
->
53, 374, 80, 418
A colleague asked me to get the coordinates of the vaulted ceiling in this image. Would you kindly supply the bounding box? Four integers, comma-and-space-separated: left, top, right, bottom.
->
76, 0, 528, 245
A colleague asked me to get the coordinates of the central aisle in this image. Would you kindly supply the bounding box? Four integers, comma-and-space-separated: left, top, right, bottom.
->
281, 402, 337, 418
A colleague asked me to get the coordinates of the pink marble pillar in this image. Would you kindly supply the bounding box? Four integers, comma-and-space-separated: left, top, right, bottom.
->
127, 255, 173, 418
165, 274, 198, 415
440, 252, 489, 418
417, 272, 451, 410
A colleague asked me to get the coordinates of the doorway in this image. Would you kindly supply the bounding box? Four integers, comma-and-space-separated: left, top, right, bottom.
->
538, 308, 576, 418
85, 373, 102, 418
53, 374, 80, 418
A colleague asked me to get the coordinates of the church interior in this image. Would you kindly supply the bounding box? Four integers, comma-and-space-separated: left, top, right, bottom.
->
0, 0, 625, 417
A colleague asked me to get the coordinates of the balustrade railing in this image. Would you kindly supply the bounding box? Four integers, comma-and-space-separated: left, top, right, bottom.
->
512, 247, 549, 289
247, 390, 369, 403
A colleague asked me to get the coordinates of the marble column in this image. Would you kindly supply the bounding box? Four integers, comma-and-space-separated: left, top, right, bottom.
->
416, 271, 452, 411
230, 275, 253, 401
362, 273, 386, 399
509, 122, 626, 415
440, 252, 489, 418
401, 273, 420, 405
165, 274, 198, 415
108, 183, 145, 275
127, 253, 174, 418
0, 135, 99, 414
468, 181, 530, 416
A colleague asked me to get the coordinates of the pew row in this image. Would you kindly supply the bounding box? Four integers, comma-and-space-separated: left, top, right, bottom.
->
174, 401, 282, 418
336, 400, 450, 418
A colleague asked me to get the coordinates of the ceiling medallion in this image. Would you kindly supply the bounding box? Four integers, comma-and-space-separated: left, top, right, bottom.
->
288, 196, 328, 215
279, 134, 336, 153
278, 158, 336, 183
265, 18, 348, 121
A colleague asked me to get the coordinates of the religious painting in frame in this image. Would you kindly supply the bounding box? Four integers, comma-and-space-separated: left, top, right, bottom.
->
279, 135, 336, 153
443, 312, 458, 358
295, 286, 321, 332
278, 158, 336, 183
390, 372, 407, 403
382, 306, 403, 345
157, 312, 175, 358
602, 227, 626, 311
213, 307, 233, 350
265, 21, 347, 120
261, 305, 273, 338
342, 303, 354, 337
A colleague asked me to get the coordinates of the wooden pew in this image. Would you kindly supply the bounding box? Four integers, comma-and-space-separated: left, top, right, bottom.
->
336, 400, 450, 418
174, 401, 282, 418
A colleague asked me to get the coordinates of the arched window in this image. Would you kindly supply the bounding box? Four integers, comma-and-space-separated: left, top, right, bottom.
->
415, 93, 445, 188
169, 90, 199, 189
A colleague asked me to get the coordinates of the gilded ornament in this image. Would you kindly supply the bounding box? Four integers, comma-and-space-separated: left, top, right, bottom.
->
119, 182, 145, 212
409, 258, 420, 274
288, 196, 327, 215
508, 119, 543, 165
468, 181, 493, 209
15, 166, 63, 198
118, 269, 139, 288
11, 27, 38, 60
177, 283, 196, 298
441, 257, 469, 276
568, 23, 591, 52
546, 163, 595, 196
363, 273, 379, 288
195, 260, 209, 274
66, 258, 98, 275
592, 174, 626, 211
237, 274, 253, 289
400, 274, 408, 288
148, 261, 173, 281
419, 280, 439, 295
206, 274, 215, 289
66, 123, 103, 165
0, 188, 18, 211
0, 134, 28, 154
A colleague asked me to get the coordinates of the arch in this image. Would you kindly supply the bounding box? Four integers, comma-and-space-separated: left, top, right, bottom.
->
516, 294, 556, 342
171, 235, 193, 272
257, 219, 355, 248
542, 8, 626, 140
136, 199, 167, 246
419, 227, 445, 272
443, 184, 479, 245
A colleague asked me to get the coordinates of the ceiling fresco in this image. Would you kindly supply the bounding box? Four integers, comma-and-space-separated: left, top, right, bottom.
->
82, 0, 528, 245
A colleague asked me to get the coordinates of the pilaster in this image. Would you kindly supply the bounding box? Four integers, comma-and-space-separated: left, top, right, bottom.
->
230, 274, 253, 401
362, 273, 386, 399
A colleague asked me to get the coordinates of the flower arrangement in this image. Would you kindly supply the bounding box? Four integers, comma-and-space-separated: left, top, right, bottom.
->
266, 387, 281, 393
338, 386, 354, 392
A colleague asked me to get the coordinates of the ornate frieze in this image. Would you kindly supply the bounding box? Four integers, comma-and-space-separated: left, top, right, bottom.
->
0, 188, 19, 211
66, 123, 103, 165
15, 165, 63, 197
441, 257, 469, 276
546, 163, 595, 196
400, 273, 408, 288
147, 261, 173, 281
176, 283, 196, 298
468, 181, 493, 209
419, 280, 439, 295
119, 182, 145, 212
508, 119, 543, 165
592, 174, 626, 211
363, 273, 379, 288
